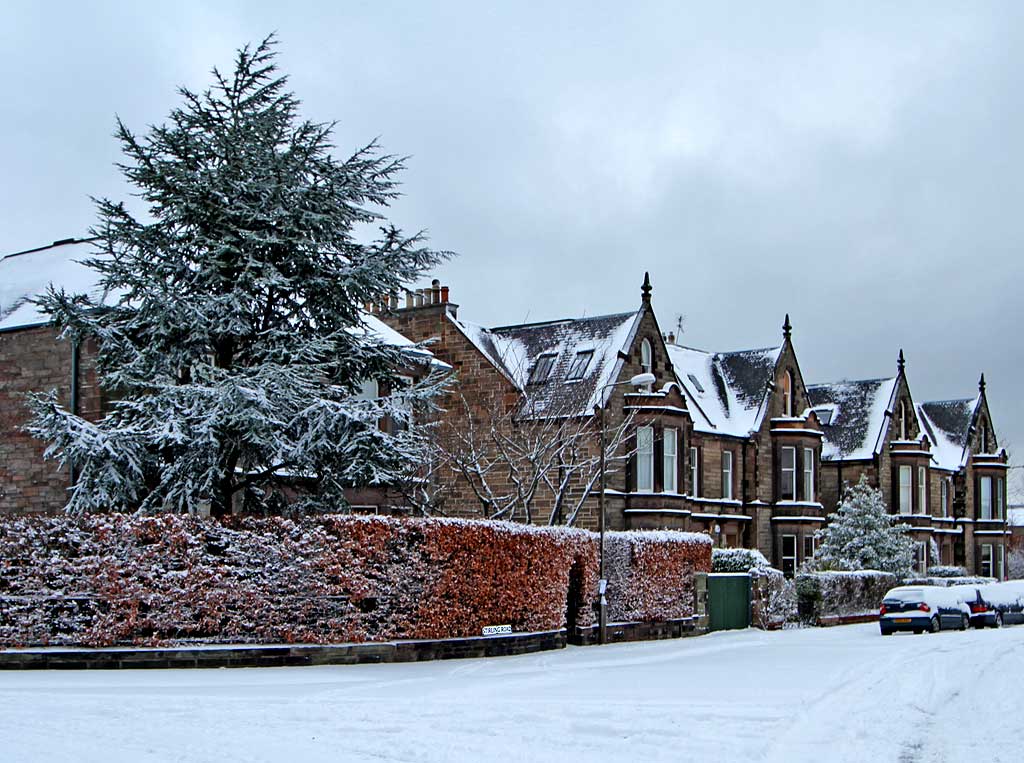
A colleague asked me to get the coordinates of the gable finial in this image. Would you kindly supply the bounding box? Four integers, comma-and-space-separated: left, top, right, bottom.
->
782, 313, 792, 340
897, 349, 905, 373
641, 272, 652, 304
979, 372, 986, 394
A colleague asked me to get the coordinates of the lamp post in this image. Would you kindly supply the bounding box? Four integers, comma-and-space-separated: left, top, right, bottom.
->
595, 371, 656, 644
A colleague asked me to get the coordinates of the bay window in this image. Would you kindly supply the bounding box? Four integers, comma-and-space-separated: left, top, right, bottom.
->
917, 466, 926, 514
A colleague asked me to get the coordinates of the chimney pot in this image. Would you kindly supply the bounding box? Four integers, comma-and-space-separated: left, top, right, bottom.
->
405, 290, 414, 310
441, 285, 450, 303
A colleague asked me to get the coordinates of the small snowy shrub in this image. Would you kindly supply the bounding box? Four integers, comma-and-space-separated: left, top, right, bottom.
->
751, 567, 797, 629
712, 547, 770, 573
811, 476, 915, 578
796, 570, 897, 621
926, 565, 969, 578
1009, 547, 1024, 581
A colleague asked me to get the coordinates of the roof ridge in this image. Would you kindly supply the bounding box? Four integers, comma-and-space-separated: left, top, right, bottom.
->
919, 396, 978, 407
489, 309, 637, 333
807, 376, 896, 389
715, 344, 782, 358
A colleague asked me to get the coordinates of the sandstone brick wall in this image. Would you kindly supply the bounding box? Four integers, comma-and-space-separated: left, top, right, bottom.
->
0, 327, 101, 514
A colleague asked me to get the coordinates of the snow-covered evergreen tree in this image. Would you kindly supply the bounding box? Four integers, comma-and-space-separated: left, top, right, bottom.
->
811, 475, 915, 577
28, 36, 450, 516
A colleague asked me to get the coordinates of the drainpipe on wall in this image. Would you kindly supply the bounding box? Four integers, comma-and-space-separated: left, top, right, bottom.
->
69, 339, 80, 485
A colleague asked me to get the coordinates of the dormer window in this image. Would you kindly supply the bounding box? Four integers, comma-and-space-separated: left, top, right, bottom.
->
566, 350, 593, 380
812, 406, 834, 426
783, 370, 794, 416
529, 354, 557, 384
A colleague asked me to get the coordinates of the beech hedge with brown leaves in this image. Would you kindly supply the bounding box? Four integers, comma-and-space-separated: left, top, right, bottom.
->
0, 514, 710, 647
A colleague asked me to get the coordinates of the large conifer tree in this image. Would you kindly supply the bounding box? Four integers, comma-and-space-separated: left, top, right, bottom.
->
29, 36, 450, 516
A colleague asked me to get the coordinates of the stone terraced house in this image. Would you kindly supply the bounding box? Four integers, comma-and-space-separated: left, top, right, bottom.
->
807, 354, 1010, 578
0, 240, 1012, 578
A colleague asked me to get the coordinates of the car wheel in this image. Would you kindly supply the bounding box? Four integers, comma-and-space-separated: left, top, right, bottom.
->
929, 616, 940, 634
993, 613, 1003, 629
961, 615, 969, 631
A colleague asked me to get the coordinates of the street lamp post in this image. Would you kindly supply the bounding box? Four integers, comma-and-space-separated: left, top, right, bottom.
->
595, 371, 656, 645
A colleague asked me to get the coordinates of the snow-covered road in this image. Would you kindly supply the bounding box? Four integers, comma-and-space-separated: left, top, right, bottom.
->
2, 624, 1021, 762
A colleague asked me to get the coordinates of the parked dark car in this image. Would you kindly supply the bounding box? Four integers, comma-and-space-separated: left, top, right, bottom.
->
879, 587, 970, 635
949, 583, 1024, 628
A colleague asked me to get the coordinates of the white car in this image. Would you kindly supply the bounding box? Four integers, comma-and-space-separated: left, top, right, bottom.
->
879, 586, 971, 635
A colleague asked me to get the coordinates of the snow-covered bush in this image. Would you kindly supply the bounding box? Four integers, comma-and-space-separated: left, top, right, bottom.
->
904, 575, 994, 587
751, 567, 797, 629
811, 476, 915, 578
712, 547, 771, 573
1009, 547, 1024, 580
926, 565, 968, 578
0, 515, 711, 647
796, 570, 897, 621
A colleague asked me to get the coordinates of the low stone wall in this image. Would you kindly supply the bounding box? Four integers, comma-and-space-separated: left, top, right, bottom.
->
0, 629, 566, 670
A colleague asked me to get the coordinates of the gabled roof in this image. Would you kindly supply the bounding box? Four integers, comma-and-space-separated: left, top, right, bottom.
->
668, 343, 782, 437
806, 377, 898, 461
917, 397, 980, 471
0, 238, 110, 332
450, 310, 642, 418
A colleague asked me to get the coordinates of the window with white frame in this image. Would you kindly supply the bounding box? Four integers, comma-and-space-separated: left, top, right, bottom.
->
899, 465, 912, 513
940, 478, 948, 518
565, 350, 593, 380
640, 338, 653, 391
997, 545, 1005, 580
803, 448, 814, 501
637, 426, 654, 492
914, 542, 927, 575
529, 354, 557, 384
980, 544, 993, 577
663, 428, 678, 494
979, 476, 993, 520
722, 451, 733, 500
917, 466, 926, 514
803, 534, 816, 563
781, 535, 798, 577
996, 477, 1005, 520
780, 446, 796, 500
690, 446, 700, 497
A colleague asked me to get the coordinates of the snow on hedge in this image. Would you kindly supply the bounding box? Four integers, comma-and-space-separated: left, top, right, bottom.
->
796, 570, 898, 620
712, 547, 771, 573
0, 514, 710, 647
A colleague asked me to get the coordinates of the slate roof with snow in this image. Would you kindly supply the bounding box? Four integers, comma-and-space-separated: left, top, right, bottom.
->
917, 397, 979, 471
805, 377, 898, 461
450, 310, 642, 418
667, 343, 782, 437
0, 238, 109, 332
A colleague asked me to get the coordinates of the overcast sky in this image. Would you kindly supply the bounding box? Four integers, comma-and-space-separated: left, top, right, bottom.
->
3, 2, 1022, 460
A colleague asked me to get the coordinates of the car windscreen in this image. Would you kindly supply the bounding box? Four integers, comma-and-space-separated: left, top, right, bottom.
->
885, 589, 924, 602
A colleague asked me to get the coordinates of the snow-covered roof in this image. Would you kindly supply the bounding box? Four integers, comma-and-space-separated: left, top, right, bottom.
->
449, 310, 642, 418
917, 397, 980, 471
806, 377, 898, 461
667, 343, 782, 437
0, 238, 110, 332
357, 314, 449, 369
